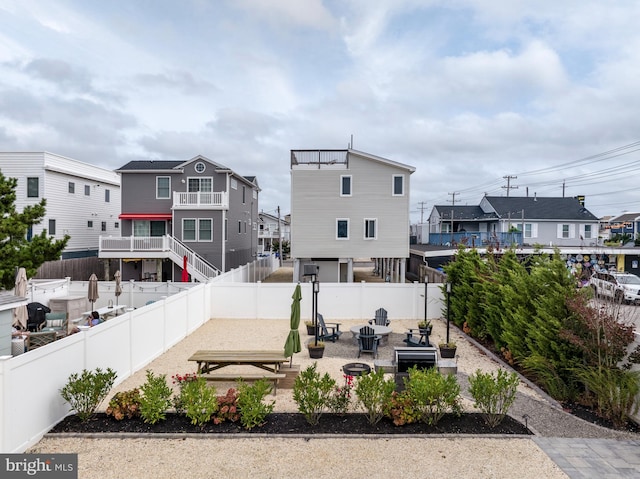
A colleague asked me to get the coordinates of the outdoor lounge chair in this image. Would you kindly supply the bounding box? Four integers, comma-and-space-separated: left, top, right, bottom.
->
357, 326, 381, 359
26, 331, 57, 351
368, 308, 390, 327
45, 312, 68, 336
317, 313, 342, 342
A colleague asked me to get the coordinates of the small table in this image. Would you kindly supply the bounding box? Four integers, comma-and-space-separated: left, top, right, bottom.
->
350, 325, 392, 346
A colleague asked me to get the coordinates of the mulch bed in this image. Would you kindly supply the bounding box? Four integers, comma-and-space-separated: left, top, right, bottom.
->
49, 412, 531, 435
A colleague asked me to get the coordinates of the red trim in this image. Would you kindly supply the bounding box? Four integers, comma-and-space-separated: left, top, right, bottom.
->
119, 213, 172, 220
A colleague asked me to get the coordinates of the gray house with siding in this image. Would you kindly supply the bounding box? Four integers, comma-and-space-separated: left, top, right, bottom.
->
428, 195, 600, 247
290, 149, 415, 282
99, 155, 259, 282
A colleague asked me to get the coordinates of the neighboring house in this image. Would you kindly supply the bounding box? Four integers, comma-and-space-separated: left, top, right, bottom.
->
258, 211, 290, 255
0, 152, 121, 258
428, 195, 600, 247
99, 155, 259, 282
606, 212, 640, 241
290, 149, 415, 283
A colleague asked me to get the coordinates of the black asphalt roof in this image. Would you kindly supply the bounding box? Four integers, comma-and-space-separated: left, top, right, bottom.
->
433, 205, 497, 220
117, 160, 184, 171
484, 196, 599, 221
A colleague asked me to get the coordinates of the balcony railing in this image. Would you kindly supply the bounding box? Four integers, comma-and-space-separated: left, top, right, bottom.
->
428, 232, 523, 248
173, 191, 228, 209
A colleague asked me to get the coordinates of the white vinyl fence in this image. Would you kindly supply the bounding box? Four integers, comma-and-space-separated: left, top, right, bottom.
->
1, 253, 441, 453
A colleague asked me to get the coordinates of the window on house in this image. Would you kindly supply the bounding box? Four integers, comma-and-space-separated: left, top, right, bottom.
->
341, 175, 352, 196
199, 219, 212, 241
253, 190, 257, 199
195, 161, 206, 173
101, 221, 107, 231
238, 220, 242, 234
115, 222, 119, 229
392, 175, 404, 196
87, 220, 93, 228
133, 221, 149, 236
225, 218, 228, 240
231, 178, 238, 190
244, 221, 247, 233
84, 185, 91, 196
48, 219, 56, 236
584, 224, 592, 239
242, 186, 246, 204
188, 177, 212, 192
68, 182, 75, 194
364, 219, 376, 239
105, 189, 110, 202
337, 219, 349, 239
27, 177, 39, 198
524, 224, 532, 238
157, 177, 170, 199
558, 224, 571, 239
183, 219, 196, 241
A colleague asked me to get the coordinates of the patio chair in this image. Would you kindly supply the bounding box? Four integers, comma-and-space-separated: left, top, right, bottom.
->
45, 312, 69, 336
317, 313, 342, 342
26, 331, 57, 351
357, 326, 381, 359
368, 307, 390, 327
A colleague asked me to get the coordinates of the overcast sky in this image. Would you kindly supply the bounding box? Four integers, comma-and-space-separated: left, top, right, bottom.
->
1, 0, 640, 222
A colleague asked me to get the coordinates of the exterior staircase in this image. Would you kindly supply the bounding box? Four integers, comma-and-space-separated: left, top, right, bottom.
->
98, 234, 222, 282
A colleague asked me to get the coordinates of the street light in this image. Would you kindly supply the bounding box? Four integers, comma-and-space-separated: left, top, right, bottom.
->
445, 282, 452, 344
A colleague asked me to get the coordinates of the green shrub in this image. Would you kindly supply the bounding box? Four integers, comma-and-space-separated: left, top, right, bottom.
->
106, 388, 141, 421
354, 368, 396, 425
293, 363, 336, 425
468, 369, 519, 427
404, 367, 461, 426
139, 370, 172, 424
237, 379, 275, 430
60, 368, 117, 422
178, 376, 218, 427
171, 372, 199, 413
575, 367, 640, 428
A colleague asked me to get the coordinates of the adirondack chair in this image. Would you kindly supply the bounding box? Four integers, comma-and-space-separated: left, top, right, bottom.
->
317, 313, 342, 342
357, 326, 381, 359
368, 308, 390, 327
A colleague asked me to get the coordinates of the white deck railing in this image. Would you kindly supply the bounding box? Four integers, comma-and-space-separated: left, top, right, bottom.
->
173, 191, 228, 209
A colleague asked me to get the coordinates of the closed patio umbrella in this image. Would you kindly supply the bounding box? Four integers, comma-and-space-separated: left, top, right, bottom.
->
13, 268, 28, 330
182, 255, 189, 282
284, 283, 302, 366
114, 270, 122, 306
88, 273, 99, 310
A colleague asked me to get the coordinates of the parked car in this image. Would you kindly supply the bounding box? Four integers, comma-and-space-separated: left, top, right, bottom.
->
589, 271, 640, 304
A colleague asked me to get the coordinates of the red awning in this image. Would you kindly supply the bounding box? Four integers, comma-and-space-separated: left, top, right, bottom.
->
119, 213, 172, 220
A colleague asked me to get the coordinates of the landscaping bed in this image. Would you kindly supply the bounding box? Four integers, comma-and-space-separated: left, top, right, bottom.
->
50, 412, 532, 435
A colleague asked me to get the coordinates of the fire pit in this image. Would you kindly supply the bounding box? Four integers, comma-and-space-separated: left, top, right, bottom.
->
342, 362, 372, 376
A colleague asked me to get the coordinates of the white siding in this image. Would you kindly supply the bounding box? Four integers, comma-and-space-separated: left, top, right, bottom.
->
0, 152, 121, 254
291, 152, 412, 258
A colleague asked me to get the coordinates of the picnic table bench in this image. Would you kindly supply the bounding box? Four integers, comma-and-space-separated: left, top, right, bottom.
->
188, 350, 288, 392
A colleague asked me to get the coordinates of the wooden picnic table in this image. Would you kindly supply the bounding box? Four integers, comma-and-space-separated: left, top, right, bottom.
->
188, 350, 288, 375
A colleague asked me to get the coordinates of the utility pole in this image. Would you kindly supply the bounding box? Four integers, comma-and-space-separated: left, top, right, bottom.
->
417, 201, 428, 224
448, 192, 459, 206
277, 206, 283, 267
562, 180, 565, 197
502, 175, 518, 197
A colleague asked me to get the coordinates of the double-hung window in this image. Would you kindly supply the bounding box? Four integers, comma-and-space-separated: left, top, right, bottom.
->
340, 175, 352, 196
27, 177, 39, 198
336, 219, 349, 239
392, 175, 404, 196
183, 219, 211, 241
156, 177, 170, 199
